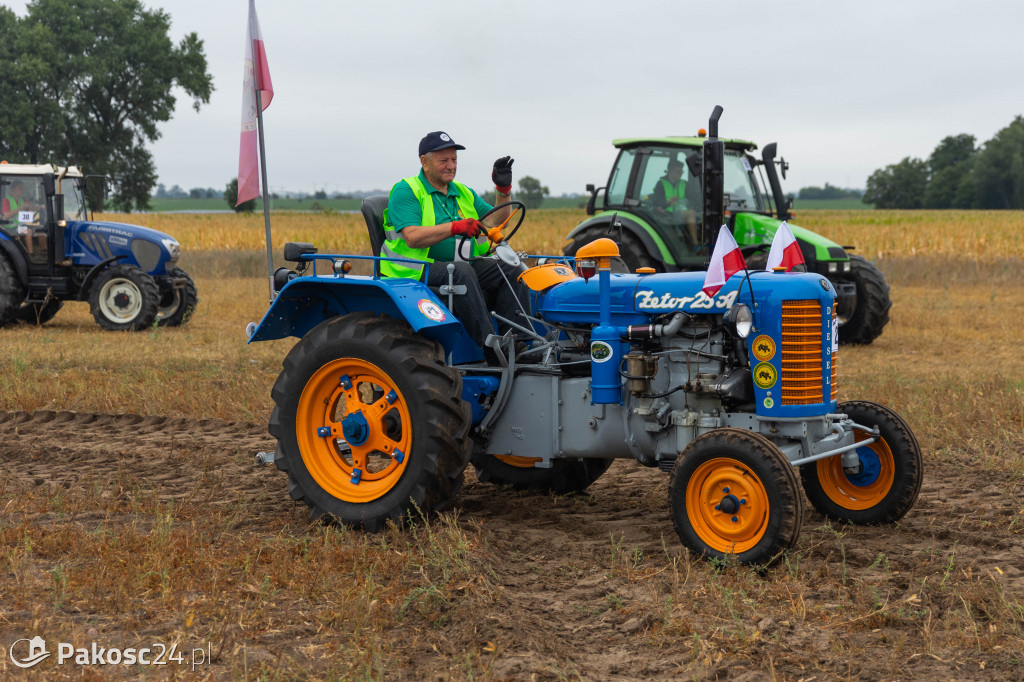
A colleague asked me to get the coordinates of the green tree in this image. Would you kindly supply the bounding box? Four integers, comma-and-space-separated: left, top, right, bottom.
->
924, 134, 976, 209
863, 157, 928, 209
225, 178, 257, 213
971, 117, 1024, 209
0, 0, 212, 211
517, 175, 550, 209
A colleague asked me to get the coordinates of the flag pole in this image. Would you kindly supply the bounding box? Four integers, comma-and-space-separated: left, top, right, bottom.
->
255, 89, 274, 303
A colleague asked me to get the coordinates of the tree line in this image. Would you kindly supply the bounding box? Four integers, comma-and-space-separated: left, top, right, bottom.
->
864, 117, 1024, 209
0, 0, 212, 212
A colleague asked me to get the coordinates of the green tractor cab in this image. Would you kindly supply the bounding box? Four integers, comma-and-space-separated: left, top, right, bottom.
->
566, 134, 891, 344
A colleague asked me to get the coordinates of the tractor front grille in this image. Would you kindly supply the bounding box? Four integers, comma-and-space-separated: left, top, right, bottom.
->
780, 300, 829, 405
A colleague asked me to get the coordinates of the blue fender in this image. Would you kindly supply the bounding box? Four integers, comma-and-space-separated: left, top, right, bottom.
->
247, 274, 483, 363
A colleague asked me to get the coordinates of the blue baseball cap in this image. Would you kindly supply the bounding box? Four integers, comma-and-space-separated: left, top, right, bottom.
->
419, 131, 466, 156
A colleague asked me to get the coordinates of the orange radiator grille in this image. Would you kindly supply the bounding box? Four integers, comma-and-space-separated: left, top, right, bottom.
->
781, 300, 824, 405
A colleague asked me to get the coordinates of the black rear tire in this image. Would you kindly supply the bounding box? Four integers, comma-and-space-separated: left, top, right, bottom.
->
0, 248, 26, 326
836, 255, 891, 345
270, 312, 472, 531
156, 267, 198, 327
801, 401, 923, 524
471, 454, 613, 494
89, 264, 160, 331
565, 225, 663, 274
669, 428, 803, 565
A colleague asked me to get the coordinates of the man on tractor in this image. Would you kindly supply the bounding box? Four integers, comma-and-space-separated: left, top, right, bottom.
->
651, 158, 688, 214
380, 131, 531, 360
1, 179, 34, 220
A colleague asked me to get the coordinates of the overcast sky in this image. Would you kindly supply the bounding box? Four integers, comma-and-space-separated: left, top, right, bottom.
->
8, 0, 1024, 196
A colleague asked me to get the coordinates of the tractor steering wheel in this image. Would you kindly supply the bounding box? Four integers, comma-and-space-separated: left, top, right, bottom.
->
455, 200, 526, 265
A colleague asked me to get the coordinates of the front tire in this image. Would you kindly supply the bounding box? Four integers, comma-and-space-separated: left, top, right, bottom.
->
156, 267, 198, 327
270, 312, 472, 531
471, 454, 613, 494
89, 264, 160, 331
669, 428, 803, 565
836, 255, 891, 345
801, 401, 923, 524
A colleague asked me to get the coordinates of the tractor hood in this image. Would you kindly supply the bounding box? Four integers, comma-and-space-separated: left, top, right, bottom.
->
536, 269, 836, 327
732, 213, 848, 263
66, 219, 181, 273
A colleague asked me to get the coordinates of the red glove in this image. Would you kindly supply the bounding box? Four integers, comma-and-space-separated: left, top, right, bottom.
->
450, 218, 482, 238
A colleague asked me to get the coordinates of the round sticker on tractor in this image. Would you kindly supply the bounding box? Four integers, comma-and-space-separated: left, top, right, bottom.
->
590, 341, 614, 363
417, 299, 446, 323
753, 362, 777, 389
752, 334, 776, 362
763, 397, 774, 409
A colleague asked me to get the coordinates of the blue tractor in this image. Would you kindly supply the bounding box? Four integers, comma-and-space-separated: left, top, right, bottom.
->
248, 111, 922, 564
0, 164, 197, 330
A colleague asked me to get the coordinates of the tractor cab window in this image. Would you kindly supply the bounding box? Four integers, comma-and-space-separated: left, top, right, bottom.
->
631, 147, 703, 254
63, 178, 87, 220
605, 148, 636, 207
723, 152, 764, 212
0, 175, 48, 264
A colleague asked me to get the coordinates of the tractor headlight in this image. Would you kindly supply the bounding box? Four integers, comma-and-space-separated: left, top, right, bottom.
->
161, 238, 180, 262
723, 304, 753, 338
827, 262, 838, 273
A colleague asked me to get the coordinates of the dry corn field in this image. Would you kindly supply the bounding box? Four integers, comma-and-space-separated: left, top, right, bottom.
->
0, 209, 1022, 680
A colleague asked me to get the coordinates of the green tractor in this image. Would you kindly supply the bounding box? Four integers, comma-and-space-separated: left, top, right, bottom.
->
564, 132, 891, 344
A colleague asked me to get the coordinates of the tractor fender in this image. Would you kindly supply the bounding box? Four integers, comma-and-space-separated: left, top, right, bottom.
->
76, 255, 128, 301
246, 275, 481, 363
566, 213, 676, 267
0, 237, 28, 287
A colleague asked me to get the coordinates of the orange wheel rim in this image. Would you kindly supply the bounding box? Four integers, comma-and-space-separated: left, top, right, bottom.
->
685, 457, 770, 554
816, 432, 895, 510
494, 454, 541, 468
295, 358, 412, 503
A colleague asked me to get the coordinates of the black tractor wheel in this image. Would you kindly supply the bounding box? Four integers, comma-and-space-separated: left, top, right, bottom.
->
15, 298, 63, 325
269, 312, 472, 531
156, 267, 198, 327
564, 226, 663, 274
835, 255, 891, 345
0, 249, 26, 326
471, 454, 613, 494
89, 264, 160, 331
669, 428, 803, 565
801, 401, 923, 525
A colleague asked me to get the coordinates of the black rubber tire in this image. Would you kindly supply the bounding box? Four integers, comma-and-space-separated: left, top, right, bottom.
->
156, 267, 199, 327
269, 312, 472, 531
835, 255, 891, 345
564, 225, 663, 274
471, 454, 613, 494
669, 428, 804, 565
88, 264, 160, 331
0, 248, 26, 326
801, 401, 923, 525
15, 298, 63, 325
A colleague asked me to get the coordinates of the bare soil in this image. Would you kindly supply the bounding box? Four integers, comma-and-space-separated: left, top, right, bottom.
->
1, 409, 1022, 680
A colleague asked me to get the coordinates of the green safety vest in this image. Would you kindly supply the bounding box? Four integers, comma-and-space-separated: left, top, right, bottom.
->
380, 175, 484, 279
3, 195, 23, 219
660, 178, 686, 212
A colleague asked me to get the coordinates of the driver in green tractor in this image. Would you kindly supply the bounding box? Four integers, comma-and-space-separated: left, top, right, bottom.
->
651, 158, 688, 214
381, 131, 531, 356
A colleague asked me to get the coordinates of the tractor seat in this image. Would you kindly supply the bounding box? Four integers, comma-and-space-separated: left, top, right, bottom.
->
360, 195, 388, 258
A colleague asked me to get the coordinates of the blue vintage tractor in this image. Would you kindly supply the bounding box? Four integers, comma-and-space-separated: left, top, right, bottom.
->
0, 164, 197, 330
248, 111, 922, 564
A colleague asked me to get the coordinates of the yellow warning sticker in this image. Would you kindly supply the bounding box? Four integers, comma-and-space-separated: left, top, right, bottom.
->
753, 362, 777, 389
752, 335, 776, 362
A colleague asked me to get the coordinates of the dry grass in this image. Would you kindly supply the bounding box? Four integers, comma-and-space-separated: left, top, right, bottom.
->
0, 210, 1022, 679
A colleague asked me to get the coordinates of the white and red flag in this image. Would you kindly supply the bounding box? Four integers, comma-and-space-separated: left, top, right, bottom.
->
237, 0, 274, 206
702, 225, 747, 297
765, 221, 805, 272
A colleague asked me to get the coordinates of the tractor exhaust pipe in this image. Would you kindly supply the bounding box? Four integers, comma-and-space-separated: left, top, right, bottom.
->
762, 143, 792, 221
701, 106, 725, 266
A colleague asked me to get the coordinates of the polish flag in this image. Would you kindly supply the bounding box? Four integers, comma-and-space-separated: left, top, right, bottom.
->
237, 0, 274, 206
702, 226, 747, 297
765, 221, 805, 272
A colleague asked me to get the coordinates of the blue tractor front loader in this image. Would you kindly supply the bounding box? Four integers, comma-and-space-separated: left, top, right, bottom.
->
248, 110, 922, 565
